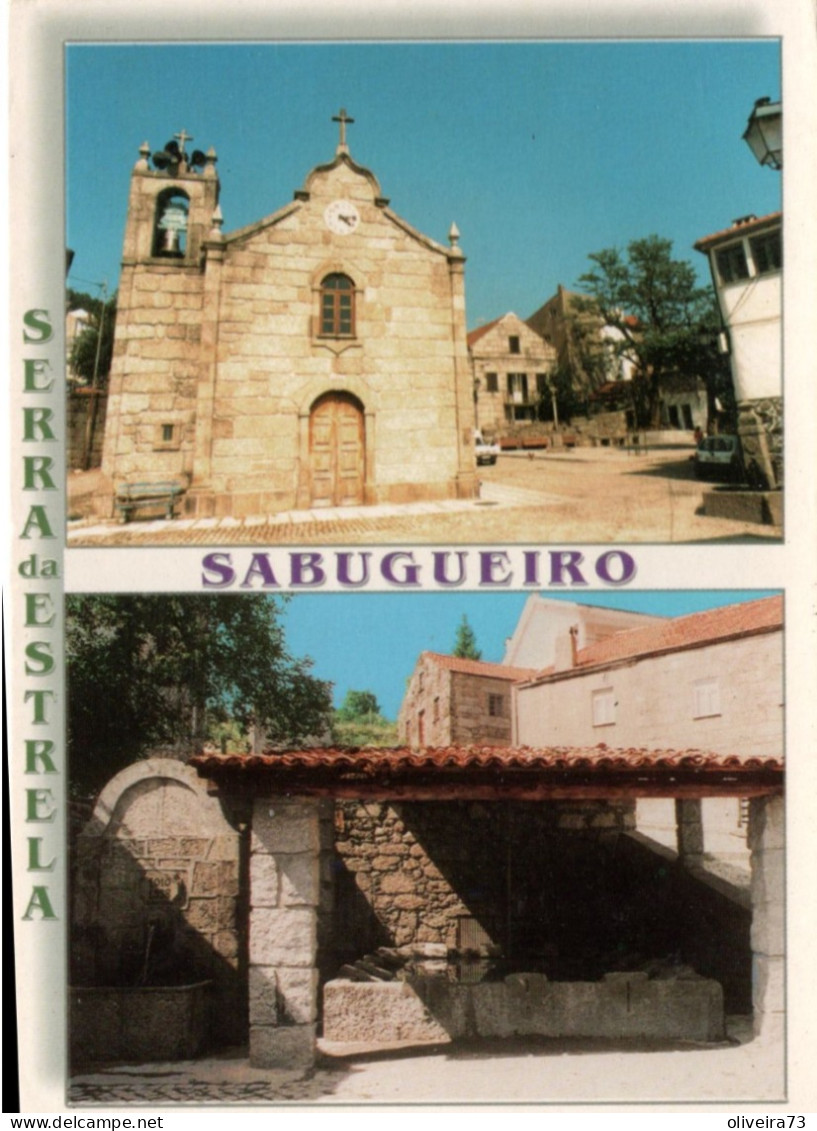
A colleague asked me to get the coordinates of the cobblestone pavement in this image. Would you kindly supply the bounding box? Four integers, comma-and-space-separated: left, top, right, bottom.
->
67, 1054, 347, 1105
67, 450, 782, 547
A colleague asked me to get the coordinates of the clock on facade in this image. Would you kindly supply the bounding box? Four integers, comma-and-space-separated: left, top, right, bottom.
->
324, 199, 360, 235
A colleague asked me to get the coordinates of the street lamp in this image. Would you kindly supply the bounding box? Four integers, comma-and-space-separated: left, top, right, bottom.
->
742, 97, 782, 170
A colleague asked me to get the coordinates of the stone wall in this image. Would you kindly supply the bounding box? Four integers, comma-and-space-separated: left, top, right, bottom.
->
332, 799, 649, 970
70, 760, 246, 1059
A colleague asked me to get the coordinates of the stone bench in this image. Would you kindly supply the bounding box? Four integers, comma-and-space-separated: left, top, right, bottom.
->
115, 481, 186, 522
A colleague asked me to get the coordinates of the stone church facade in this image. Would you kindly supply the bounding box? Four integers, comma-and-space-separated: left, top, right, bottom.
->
100, 119, 478, 517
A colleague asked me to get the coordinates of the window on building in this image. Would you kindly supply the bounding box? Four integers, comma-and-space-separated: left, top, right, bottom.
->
488, 693, 505, 718
592, 687, 616, 727
433, 696, 440, 723
693, 677, 721, 719
715, 243, 750, 285
509, 335, 521, 354
418, 710, 425, 745
485, 372, 499, 393
320, 273, 355, 336
155, 422, 180, 450
507, 373, 529, 402
536, 373, 549, 396
750, 230, 782, 275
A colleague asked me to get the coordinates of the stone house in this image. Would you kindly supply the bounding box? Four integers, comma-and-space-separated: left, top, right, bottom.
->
467, 312, 556, 437
398, 653, 538, 747
98, 120, 477, 517
694, 212, 782, 488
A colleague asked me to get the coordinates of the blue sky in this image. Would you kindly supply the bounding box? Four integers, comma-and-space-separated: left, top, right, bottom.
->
65, 40, 780, 327
282, 590, 778, 720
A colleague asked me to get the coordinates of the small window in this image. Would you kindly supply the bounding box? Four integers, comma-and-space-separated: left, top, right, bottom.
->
738, 798, 751, 829
488, 694, 505, 718
320, 273, 355, 336
715, 243, 749, 285
592, 687, 615, 727
693, 678, 721, 719
433, 696, 440, 723
485, 372, 498, 393
750, 231, 782, 275
536, 373, 549, 395
155, 422, 180, 450
509, 336, 521, 354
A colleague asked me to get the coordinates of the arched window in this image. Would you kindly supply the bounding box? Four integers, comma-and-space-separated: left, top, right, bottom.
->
320, 273, 355, 336
153, 189, 190, 258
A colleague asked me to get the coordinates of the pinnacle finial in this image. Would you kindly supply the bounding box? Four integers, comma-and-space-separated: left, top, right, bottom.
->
448, 222, 461, 247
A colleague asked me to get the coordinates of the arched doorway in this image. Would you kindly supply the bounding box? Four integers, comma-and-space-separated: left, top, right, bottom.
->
309, 392, 365, 507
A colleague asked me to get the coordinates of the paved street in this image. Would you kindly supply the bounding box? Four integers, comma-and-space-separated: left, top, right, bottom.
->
66, 1019, 784, 1107
67, 448, 782, 547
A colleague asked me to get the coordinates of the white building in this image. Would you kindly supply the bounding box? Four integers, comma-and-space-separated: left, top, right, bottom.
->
695, 212, 782, 488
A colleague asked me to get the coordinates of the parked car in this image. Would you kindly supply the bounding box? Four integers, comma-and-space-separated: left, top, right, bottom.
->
694, 435, 743, 482
474, 431, 500, 466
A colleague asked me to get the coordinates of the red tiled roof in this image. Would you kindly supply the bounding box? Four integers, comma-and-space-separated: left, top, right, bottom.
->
694, 211, 782, 251
570, 596, 782, 673
192, 743, 782, 776
420, 651, 539, 682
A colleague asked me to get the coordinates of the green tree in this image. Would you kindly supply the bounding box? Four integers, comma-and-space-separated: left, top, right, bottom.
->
331, 689, 397, 746
66, 594, 333, 796
336, 689, 381, 720
577, 235, 730, 429
67, 289, 117, 388
452, 614, 481, 660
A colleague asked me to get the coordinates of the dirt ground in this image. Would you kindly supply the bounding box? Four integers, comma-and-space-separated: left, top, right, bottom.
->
67, 448, 782, 546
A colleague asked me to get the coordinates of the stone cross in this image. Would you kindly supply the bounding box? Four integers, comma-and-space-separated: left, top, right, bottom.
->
333, 108, 354, 150
174, 128, 193, 157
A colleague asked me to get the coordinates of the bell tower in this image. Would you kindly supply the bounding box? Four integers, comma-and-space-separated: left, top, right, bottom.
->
121, 131, 220, 267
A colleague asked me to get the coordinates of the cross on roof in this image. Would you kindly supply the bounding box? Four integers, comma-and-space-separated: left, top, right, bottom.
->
174, 128, 193, 156
332, 108, 354, 150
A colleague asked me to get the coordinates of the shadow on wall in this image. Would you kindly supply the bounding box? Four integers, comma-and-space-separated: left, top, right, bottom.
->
329, 800, 751, 1014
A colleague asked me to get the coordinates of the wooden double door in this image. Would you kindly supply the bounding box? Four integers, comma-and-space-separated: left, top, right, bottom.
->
309, 392, 365, 508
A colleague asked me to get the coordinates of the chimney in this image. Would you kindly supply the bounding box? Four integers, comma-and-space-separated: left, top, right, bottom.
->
554, 625, 579, 672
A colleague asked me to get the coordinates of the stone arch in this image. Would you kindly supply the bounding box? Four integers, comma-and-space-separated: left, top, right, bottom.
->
152, 187, 190, 258
71, 757, 247, 1047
